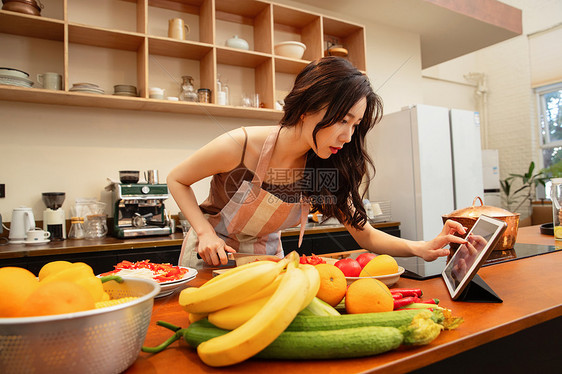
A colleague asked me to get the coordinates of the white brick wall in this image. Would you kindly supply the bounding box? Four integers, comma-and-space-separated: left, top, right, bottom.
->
422, 0, 561, 213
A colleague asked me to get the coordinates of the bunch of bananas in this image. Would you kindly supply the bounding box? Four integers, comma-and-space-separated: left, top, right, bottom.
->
178, 251, 320, 367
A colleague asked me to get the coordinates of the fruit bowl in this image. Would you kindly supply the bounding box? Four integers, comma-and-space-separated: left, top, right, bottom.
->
345, 266, 405, 287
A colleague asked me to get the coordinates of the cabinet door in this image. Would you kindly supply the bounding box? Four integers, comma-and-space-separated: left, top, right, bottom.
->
312, 231, 361, 254
281, 235, 313, 255
25, 252, 119, 275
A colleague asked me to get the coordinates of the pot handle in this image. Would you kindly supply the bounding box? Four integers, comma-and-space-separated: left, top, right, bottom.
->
472, 196, 484, 207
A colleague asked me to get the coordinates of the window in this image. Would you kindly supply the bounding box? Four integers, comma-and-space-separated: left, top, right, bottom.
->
538, 82, 562, 168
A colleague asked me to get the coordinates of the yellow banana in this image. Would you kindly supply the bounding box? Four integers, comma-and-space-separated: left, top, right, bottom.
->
179, 260, 284, 314
202, 259, 277, 288
206, 272, 285, 330
208, 294, 271, 330
197, 253, 309, 367
299, 264, 321, 311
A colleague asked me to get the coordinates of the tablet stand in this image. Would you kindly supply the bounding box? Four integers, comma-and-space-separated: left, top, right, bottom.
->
457, 274, 502, 303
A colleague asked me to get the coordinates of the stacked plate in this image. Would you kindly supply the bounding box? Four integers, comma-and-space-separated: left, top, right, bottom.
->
69, 82, 105, 94
0, 67, 33, 88
113, 84, 137, 97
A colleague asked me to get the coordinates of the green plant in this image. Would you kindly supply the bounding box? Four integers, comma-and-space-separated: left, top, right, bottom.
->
500, 161, 548, 212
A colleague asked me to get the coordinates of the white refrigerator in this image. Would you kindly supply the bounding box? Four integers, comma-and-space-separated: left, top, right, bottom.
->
367, 104, 484, 277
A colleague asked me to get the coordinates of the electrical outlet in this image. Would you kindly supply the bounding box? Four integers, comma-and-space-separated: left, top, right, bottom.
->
0, 184, 4, 198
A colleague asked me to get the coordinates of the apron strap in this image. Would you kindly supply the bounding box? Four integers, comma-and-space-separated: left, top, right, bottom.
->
298, 196, 310, 248
251, 125, 281, 186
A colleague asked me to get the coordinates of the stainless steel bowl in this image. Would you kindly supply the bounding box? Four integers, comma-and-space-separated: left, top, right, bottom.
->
0, 278, 160, 374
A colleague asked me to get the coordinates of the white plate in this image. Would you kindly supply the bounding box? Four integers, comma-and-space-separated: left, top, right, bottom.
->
70, 88, 105, 94
156, 274, 197, 298
345, 266, 405, 287
0, 68, 29, 78
25, 239, 51, 245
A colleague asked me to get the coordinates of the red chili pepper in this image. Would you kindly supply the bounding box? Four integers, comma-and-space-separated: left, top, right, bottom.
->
418, 298, 439, 305
392, 293, 403, 300
389, 288, 423, 298
393, 296, 421, 310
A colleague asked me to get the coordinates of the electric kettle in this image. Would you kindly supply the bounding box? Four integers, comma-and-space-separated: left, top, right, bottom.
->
9, 207, 36, 243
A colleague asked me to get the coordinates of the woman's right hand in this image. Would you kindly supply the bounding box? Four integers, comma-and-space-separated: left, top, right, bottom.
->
197, 232, 237, 266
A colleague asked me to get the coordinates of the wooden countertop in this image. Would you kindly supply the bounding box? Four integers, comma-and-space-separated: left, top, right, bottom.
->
0, 221, 399, 259
123, 225, 561, 373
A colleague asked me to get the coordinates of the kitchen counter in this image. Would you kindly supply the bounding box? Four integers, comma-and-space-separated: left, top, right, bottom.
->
0, 221, 400, 260
123, 224, 561, 373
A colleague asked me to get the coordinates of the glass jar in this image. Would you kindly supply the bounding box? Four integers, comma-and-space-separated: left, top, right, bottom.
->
68, 216, 85, 239
179, 75, 198, 102
197, 88, 211, 103
551, 178, 562, 239
85, 214, 108, 240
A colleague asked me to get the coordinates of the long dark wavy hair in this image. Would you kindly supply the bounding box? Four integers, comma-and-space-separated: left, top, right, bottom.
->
280, 57, 383, 230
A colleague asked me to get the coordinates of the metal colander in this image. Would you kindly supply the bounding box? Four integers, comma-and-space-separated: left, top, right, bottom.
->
0, 277, 160, 374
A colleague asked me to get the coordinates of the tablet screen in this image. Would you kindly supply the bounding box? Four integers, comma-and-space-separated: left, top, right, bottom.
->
442, 215, 507, 299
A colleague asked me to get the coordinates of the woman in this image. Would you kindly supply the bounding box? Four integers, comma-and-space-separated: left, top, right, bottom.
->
168, 57, 467, 269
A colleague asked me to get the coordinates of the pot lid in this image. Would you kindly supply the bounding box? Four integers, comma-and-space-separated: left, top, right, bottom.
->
443, 196, 519, 218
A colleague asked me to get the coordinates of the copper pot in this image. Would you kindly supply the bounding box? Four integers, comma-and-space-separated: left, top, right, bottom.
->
2, 0, 42, 16
442, 196, 520, 252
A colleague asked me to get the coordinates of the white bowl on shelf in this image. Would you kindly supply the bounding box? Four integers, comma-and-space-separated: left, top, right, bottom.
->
345, 266, 405, 287
274, 41, 306, 59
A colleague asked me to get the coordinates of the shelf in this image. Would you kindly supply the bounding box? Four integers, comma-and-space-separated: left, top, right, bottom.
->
216, 47, 271, 68
1, 1, 366, 119
0, 10, 64, 41
0, 84, 283, 120
148, 37, 213, 59
274, 56, 310, 75
68, 24, 145, 51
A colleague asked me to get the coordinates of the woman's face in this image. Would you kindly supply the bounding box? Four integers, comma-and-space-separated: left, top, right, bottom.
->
302, 97, 367, 159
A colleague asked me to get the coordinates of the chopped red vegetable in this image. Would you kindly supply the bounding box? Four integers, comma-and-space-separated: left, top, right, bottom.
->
100, 260, 189, 283
299, 254, 326, 265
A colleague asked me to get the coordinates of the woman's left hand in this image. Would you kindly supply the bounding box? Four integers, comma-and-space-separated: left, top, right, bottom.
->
415, 220, 468, 261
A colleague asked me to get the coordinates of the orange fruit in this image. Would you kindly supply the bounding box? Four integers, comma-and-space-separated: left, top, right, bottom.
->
345, 278, 394, 314
19, 281, 95, 317
38, 260, 72, 281
359, 254, 398, 277
314, 263, 347, 307
0, 267, 40, 317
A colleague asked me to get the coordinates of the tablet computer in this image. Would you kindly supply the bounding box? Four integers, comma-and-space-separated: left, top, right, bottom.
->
442, 215, 507, 300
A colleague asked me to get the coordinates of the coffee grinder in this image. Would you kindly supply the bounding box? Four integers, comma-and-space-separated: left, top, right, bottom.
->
42, 192, 66, 240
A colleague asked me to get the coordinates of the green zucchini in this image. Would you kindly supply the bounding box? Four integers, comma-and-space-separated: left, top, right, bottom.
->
185, 320, 403, 360
286, 309, 443, 331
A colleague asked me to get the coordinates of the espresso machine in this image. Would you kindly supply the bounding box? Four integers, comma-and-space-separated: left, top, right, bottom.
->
42, 192, 66, 240
112, 183, 172, 238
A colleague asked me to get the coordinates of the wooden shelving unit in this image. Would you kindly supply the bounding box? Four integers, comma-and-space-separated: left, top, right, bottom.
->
0, 0, 366, 120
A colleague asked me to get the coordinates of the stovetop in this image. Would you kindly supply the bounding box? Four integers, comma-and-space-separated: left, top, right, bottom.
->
483, 242, 561, 267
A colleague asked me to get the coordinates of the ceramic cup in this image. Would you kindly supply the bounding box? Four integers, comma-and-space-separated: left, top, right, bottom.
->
26, 228, 51, 242
168, 18, 190, 40
37, 72, 62, 90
